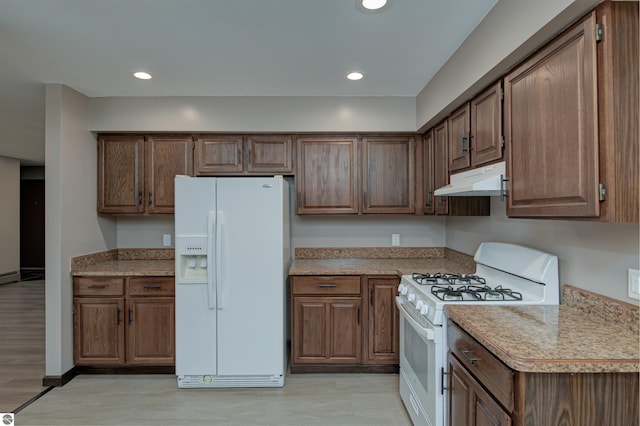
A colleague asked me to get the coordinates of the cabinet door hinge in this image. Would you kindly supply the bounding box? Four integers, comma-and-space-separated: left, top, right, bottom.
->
599, 182, 606, 201
500, 88, 504, 101
596, 23, 603, 43
500, 135, 505, 150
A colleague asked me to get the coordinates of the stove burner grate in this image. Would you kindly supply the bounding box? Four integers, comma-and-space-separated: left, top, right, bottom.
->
430, 284, 523, 302
412, 273, 486, 286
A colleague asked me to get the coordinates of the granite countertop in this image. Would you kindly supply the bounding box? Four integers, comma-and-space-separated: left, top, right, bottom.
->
445, 304, 640, 374
289, 258, 473, 276
289, 247, 476, 276
71, 249, 174, 277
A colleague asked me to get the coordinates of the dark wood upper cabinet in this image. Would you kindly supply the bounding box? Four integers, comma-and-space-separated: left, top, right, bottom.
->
362, 136, 415, 214
449, 82, 503, 174
505, 11, 599, 218
448, 103, 471, 172
98, 135, 145, 214
145, 136, 193, 214
433, 121, 449, 215
98, 134, 192, 215
194, 135, 244, 174
245, 135, 294, 174
505, 2, 638, 221
296, 136, 359, 215
422, 130, 435, 215
195, 134, 294, 175
470, 81, 503, 167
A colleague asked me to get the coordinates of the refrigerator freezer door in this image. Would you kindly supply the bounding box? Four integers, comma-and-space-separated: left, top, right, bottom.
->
215, 177, 286, 377
175, 176, 218, 377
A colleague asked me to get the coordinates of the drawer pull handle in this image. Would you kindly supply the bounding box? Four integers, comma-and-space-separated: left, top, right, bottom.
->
143, 285, 162, 289
461, 350, 479, 364
317, 284, 336, 288
88, 285, 106, 289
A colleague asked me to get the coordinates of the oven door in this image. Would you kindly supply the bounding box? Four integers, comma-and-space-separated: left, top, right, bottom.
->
396, 297, 443, 426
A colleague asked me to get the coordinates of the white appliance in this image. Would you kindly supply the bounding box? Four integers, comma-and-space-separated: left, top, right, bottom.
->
174, 175, 290, 388
395, 242, 559, 426
433, 161, 506, 197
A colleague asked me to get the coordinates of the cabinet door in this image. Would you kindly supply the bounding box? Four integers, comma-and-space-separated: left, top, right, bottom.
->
422, 130, 435, 215
98, 135, 144, 214
364, 277, 398, 364
296, 136, 359, 214
145, 136, 193, 214
505, 12, 599, 218
292, 296, 361, 364
448, 103, 471, 172
194, 135, 244, 175
73, 297, 125, 365
434, 121, 449, 215
471, 81, 503, 167
126, 297, 175, 365
449, 354, 512, 426
292, 297, 328, 363
245, 135, 294, 174
327, 298, 361, 363
362, 136, 415, 214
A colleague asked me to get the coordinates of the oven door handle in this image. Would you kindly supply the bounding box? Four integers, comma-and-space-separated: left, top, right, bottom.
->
396, 297, 435, 341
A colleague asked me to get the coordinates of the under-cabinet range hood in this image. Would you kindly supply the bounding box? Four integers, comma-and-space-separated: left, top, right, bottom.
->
434, 161, 506, 196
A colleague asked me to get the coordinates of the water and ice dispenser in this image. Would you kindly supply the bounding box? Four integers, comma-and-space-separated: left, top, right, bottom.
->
176, 236, 209, 283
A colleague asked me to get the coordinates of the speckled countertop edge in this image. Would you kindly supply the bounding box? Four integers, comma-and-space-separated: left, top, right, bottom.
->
71, 249, 175, 276
289, 247, 476, 276
446, 304, 640, 374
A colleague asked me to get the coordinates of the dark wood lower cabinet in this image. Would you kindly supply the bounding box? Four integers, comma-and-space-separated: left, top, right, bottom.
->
448, 320, 639, 426
290, 275, 399, 373
73, 276, 175, 367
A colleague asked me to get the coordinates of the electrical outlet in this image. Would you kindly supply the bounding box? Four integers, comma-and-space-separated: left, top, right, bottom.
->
163, 234, 172, 247
628, 268, 640, 300
392, 234, 400, 246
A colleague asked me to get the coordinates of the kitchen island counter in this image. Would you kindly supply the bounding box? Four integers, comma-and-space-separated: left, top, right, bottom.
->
445, 288, 640, 373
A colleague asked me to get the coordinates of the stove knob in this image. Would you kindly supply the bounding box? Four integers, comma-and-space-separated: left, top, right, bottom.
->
420, 305, 429, 316
400, 286, 409, 296
415, 300, 424, 310
408, 292, 416, 303
397, 283, 406, 294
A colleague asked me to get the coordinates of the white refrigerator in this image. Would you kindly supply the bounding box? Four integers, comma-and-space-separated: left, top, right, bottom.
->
174, 175, 290, 388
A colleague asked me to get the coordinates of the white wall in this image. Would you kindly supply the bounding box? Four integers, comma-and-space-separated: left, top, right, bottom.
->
0, 156, 20, 276
446, 199, 640, 304
45, 84, 117, 377
90, 96, 416, 132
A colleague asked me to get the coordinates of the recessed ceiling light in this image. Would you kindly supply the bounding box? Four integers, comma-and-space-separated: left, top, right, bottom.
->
362, 0, 387, 10
356, 0, 391, 13
133, 71, 152, 80
347, 72, 364, 81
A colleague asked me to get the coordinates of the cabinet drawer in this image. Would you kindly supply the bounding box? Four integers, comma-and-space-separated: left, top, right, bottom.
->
447, 319, 514, 412
128, 277, 175, 296
291, 276, 361, 295
74, 277, 125, 296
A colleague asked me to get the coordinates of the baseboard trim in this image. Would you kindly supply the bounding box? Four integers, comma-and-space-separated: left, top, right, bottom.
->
0, 271, 20, 285
290, 364, 399, 374
42, 366, 79, 387
76, 365, 175, 375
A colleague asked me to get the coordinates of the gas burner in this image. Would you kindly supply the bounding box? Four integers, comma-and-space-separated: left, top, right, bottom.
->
430, 284, 522, 302
412, 272, 487, 287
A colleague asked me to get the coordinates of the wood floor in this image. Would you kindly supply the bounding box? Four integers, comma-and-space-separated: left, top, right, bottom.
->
0, 280, 47, 413
2, 279, 412, 424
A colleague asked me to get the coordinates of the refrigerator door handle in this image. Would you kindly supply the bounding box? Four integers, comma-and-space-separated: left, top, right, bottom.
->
216, 211, 224, 310
206, 210, 216, 310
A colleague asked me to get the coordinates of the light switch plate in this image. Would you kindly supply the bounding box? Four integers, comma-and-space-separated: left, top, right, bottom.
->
628, 268, 640, 300
392, 234, 400, 246
163, 234, 172, 247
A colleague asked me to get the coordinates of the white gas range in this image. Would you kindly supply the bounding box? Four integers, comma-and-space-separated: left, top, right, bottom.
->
396, 242, 559, 426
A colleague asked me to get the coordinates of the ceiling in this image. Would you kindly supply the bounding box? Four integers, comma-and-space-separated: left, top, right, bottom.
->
0, 0, 498, 98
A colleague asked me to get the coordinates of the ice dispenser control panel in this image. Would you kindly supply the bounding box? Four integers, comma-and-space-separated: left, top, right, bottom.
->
176, 236, 208, 283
